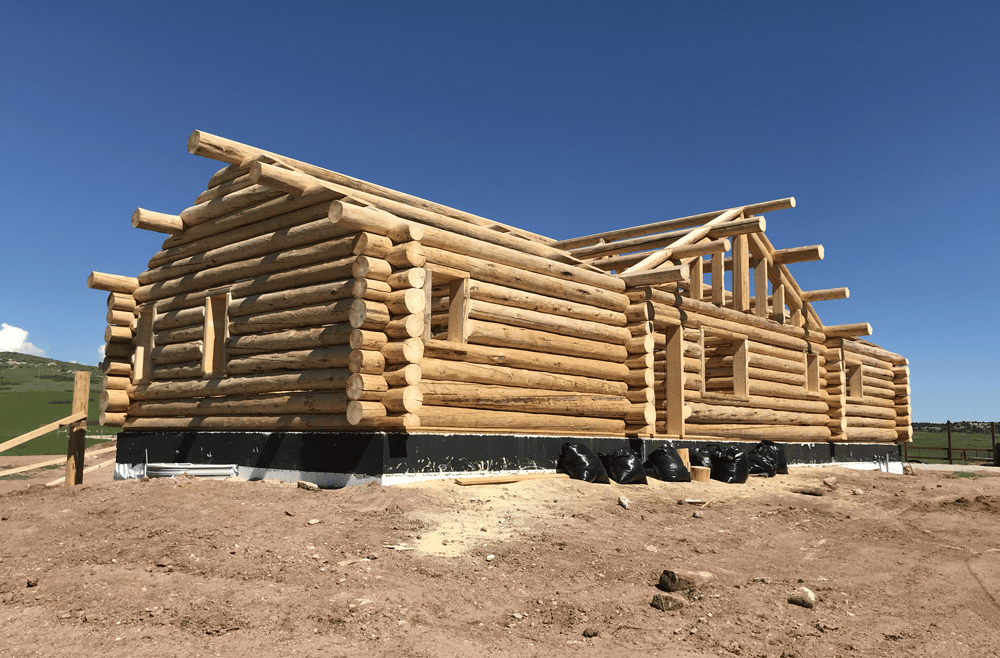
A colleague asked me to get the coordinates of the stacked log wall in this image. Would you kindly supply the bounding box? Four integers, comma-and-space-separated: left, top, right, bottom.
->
832, 338, 910, 443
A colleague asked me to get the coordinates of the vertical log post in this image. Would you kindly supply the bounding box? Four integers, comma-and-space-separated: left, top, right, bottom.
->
947, 420, 953, 465
64, 371, 90, 486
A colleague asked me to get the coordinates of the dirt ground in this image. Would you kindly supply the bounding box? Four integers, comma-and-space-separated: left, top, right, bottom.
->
3, 455, 1000, 658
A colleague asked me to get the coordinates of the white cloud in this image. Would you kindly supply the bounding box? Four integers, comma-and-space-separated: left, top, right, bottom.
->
0, 323, 46, 356
97, 344, 106, 361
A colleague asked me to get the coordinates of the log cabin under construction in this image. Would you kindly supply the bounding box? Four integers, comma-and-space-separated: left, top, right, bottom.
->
90, 131, 912, 485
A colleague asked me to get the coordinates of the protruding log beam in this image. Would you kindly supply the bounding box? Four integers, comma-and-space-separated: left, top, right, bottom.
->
773, 244, 824, 265
104, 325, 133, 343
99, 389, 129, 413
107, 292, 136, 312
132, 208, 184, 235
387, 267, 427, 290
623, 207, 745, 274
88, 272, 139, 294
618, 264, 690, 288
825, 323, 873, 338
801, 287, 850, 302
352, 232, 393, 258
554, 197, 794, 250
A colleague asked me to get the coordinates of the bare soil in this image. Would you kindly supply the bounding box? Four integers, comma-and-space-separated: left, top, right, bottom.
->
2, 459, 1000, 658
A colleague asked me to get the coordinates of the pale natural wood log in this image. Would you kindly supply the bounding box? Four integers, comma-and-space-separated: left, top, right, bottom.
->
346, 373, 388, 400
101, 357, 131, 377
623, 207, 745, 274
229, 278, 356, 318
352, 232, 393, 258
554, 198, 794, 250
345, 400, 387, 425
132, 208, 184, 234
843, 427, 898, 442
618, 264, 690, 288
348, 279, 388, 305
800, 287, 849, 302
136, 238, 354, 304
825, 323, 873, 338
686, 392, 827, 414
384, 363, 422, 387
771, 284, 786, 323
191, 130, 557, 245
423, 247, 628, 312
107, 292, 137, 312
626, 303, 652, 323
625, 402, 656, 425
106, 309, 133, 326
732, 234, 750, 312
386, 242, 426, 269
837, 338, 907, 366
419, 382, 629, 418
470, 280, 626, 327
125, 414, 358, 431
227, 346, 352, 375
196, 172, 255, 204
465, 319, 628, 363
130, 391, 349, 417
382, 386, 423, 413
626, 388, 654, 404
704, 377, 818, 400
685, 424, 831, 441
571, 221, 737, 261
349, 349, 385, 375
99, 412, 126, 427
687, 402, 827, 426
417, 406, 625, 434
754, 255, 769, 319
99, 389, 129, 413
387, 267, 426, 290
88, 272, 139, 294
227, 299, 353, 334
629, 321, 654, 337
150, 361, 203, 380
154, 305, 205, 332
349, 298, 391, 329
704, 350, 806, 375
153, 200, 336, 267
105, 325, 133, 344
141, 222, 354, 286
844, 403, 896, 420
382, 338, 424, 364
625, 352, 654, 369
385, 314, 425, 339
689, 256, 705, 301
423, 338, 627, 384
179, 184, 285, 227
704, 365, 802, 388
455, 473, 570, 485
350, 329, 389, 351
151, 341, 203, 365
129, 368, 353, 401
467, 299, 629, 345
103, 342, 131, 359
353, 255, 392, 281
226, 325, 353, 355
772, 245, 824, 264
420, 356, 626, 396
385, 288, 426, 315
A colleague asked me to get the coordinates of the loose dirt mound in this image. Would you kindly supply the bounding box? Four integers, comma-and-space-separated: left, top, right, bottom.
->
2, 466, 1000, 657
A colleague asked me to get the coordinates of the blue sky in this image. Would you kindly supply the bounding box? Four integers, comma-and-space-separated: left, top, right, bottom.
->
0, 1, 996, 421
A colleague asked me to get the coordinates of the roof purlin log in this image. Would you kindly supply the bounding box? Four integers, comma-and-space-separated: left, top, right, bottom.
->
552, 197, 795, 251
571, 216, 764, 261
187, 130, 557, 247
621, 207, 746, 274
248, 161, 609, 277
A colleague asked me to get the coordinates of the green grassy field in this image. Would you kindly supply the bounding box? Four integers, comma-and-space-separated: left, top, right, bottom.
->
0, 352, 119, 456
906, 430, 996, 464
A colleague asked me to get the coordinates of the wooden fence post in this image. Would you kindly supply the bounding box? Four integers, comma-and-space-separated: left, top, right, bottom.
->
993, 422, 997, 466
946, 420, 953, 465
64, 371, 90, 486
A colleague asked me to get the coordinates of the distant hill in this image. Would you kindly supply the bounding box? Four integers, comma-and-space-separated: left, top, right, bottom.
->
913, 421, 996, 434
0, 352, 117, 454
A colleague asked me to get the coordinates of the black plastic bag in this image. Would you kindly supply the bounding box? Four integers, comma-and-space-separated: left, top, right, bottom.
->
710, 447, 750, 484
600, 448, 647, 484
645, 445, 691, 482
558, 443, 610, 483
748, 452, 777, 477
688, 448, 714, 470
751, 440, 788, 475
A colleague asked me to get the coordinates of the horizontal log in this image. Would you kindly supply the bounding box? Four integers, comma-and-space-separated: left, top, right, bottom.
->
381, 338, 423, 364
625, 403, 656, 425
772, 245, 824, 265
420, 357, 627, 397
154, 325, 201, 346
385, 288, 426, 315
103, 375, 129, 391
99, 412, 126, 427
384, 363, 422, 387
618, 264, 689, 288
800, 287, 849, 302
349, 349, 385, 375
88, 272, 139, 294
346, 373, 388, 401
350, 329, 389, 352
387, 267, 427, 290
105, 325, 133, 344
228, 299, 353, 333
685, 392, 827, 414
151, 341, 203, 365
99, 389, 129, 413
107, 292, 136, 312
101, 357, 131, 377
227, 346, 353, 375
385, 314, 425, 339
468, 299, 629, 345
135, 238, 356, 304
229, 279, 355, 318
704, 351, 806, 375
703, 379, 823, 400
349, 298, 390, 329
417, 406, 626, 434
836, 338, 906, 366
382, 386, 423, 414
466, 319, 628, 363
223, 325, 353, 356
825, 323, 872, 338
106, 309, 134, 326
844, 403, 896, 420
684, 423, 831, 441
625, 369, 655, 388
130, 391, 349, 417
103, 342, 132, 359
470, 280, 626, 327
125, 414, 357, 431
423, 246, 629, 312
150, 362, 202, 380
843, 427, 898, 442
352, 231, 392, 258
152, 199, 336, 266
704, 365, 802, 388
626, 388, 654, 404
353, 278, 392, 302
423, 338, 628, 383
386, 242, 426, 269
129, 368, 353, 401
154, 305, 205, 332
179, 184, 285, 227
196, 171, 254, 203
687, 402, 828, 426
353, 255, 392, 281
649, 301, 811, 352
132, 208, 184, 234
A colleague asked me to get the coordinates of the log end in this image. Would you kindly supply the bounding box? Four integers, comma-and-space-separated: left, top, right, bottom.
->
788, 197, 796, 208
187, 130, 204, 155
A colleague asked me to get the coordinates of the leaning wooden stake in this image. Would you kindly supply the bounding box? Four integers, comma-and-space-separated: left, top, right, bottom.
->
64, 371, 90, 486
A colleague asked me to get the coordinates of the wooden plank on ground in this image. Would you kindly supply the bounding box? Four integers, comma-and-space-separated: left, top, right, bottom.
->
454, 473, 571, 486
